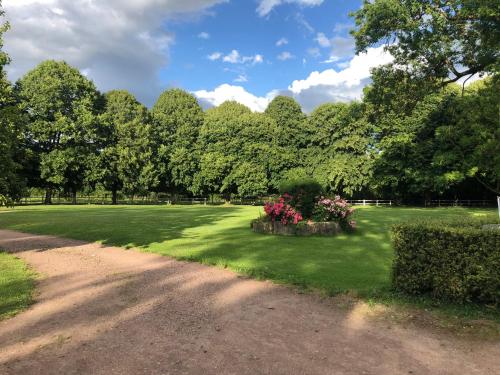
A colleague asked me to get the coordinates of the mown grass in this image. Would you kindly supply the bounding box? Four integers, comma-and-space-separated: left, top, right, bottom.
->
0, 204, 497, 323
0, 251, 35, 319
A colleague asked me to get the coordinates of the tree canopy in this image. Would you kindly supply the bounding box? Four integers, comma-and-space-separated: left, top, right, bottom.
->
352, 0, 500, 84
151, 88, 204, 193
16, 60, 102, 203
0, 0, 497, 204
95, 90, 158, 203
0, 6, 24, 202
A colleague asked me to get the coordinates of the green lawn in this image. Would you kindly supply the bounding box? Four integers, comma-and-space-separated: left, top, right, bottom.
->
0, 251, 35, 319
0, 204, 495, 296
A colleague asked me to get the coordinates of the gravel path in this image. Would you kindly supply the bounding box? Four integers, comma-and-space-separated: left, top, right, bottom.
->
0, 229, 498, 375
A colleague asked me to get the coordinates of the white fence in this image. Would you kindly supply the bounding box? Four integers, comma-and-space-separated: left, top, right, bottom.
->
13, 196, 497, 207
347, 199, 392, 206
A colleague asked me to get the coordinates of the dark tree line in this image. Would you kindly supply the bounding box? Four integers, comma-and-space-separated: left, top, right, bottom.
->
1, 0, 498, 205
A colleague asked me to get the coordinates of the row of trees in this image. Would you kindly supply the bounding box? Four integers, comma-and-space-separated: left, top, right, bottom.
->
1, 0, 499, 204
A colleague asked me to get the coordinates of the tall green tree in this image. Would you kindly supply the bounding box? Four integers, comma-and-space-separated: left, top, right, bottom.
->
306, 102, 373, 196
433, 78, 500, 195
194, 101, 278, 197
95, 90, 158, 204
265, 96, 306, 147
264, 96, 307, 179
352, 0, 500, 85
0, 3, 23, 203
16, 60, 102, 204
151, 88, 204, 194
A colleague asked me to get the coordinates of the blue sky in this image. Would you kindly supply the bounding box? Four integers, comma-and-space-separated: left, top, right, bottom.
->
164, 1, 360, 97
3, 0, 393, 112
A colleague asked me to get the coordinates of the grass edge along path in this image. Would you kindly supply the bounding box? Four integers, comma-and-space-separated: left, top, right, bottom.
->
0, 251, 36, 320
0, 204, 498, 327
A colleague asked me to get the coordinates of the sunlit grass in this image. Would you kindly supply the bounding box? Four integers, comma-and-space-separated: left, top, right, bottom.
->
0, 251, 35, 319
0, 204, 497, 320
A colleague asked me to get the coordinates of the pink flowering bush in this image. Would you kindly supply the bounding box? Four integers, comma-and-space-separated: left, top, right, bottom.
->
263, 194, 303, 225
260, 193, 355, 231
313, 196, 356, 229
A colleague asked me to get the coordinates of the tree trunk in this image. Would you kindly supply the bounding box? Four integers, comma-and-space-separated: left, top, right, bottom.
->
44, 188, 52, 205
72, 190, 77, 205
112, 189, 117, 205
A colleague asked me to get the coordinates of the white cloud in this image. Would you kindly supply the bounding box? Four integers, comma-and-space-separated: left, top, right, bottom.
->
276, 37, 288, 47
277, 51, 294, 61
198, 31, 210, 39
253, 54, 264, 64
315, 32, 331, 48
2, 0, 228, 105
194, 84, 272, 112
234, 74, 248, 83
289, 47, 392, 94
315, 32, 355, 62
294, 12, 314, 33
221, 50, 263, 65
307, 47, 321, 58
223, 50, 240, 63
208, 52, 222, 61
320, 56, 339, 64
194, 46, 393, 113
257, 0, 324, 17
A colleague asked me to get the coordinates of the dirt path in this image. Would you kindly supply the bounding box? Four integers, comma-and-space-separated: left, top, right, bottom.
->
0, 229, 498, 375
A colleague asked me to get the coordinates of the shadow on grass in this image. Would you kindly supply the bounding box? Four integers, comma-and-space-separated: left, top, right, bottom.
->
0, 205, 244, 249
0, 205, 497, 321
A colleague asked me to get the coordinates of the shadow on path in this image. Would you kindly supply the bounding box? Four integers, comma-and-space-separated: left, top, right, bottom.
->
0, 229, 498, 375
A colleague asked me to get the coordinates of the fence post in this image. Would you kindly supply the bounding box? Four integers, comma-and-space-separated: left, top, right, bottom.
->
389, 200, 392, 206
376, 199, 379, 207
363, 199, 366, 206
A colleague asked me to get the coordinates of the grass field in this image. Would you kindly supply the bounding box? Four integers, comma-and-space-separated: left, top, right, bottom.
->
0, 251, 35, 319
0, 205, 495, 297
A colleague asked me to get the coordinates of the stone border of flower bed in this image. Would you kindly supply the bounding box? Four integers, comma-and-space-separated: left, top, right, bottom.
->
251, 220, 342, 236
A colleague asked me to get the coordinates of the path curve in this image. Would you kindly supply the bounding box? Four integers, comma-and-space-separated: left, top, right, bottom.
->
0, 229, 498, 374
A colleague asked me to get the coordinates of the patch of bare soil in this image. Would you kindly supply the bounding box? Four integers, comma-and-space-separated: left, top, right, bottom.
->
0, 229, 498, 374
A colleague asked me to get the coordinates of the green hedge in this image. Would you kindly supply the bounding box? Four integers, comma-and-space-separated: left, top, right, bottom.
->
391, 220, 500, 305
278, 177, 323, 219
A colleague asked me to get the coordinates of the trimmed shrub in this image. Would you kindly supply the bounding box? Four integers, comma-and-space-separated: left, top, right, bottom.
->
391, 220, 500, 305
313, 195, 356, 230
279, 177, 323, 219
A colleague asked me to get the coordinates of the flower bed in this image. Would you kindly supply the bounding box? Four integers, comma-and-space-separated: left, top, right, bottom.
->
252, 191, 355, 236
252, 220, 341, 236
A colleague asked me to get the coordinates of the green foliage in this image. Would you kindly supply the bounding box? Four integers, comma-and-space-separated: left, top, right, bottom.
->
228, 162, 268, 197
16, 60, 102, 201
1, 0, 498, 203
195, 102, 278, 197
96, 90, 158, 201
151, 89, 204, 192
352, 0, 500, 84
306, 102, 373, 196
0, 6, 24, 200
391, 220, 500, 305
279, 177, 323, 218
265, 95, 306, 147
366, 72, 500, 199
433, 78, 500, 194
0, 194, 12, 207
265, 96, 307, 181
